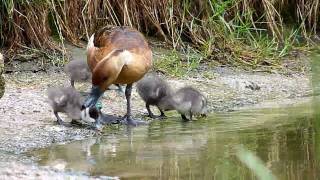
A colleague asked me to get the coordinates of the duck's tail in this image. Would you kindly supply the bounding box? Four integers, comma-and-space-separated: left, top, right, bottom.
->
87, 34, 95, 51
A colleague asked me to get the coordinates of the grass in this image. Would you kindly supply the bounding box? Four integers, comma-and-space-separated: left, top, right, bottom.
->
0, 0, 319, 72
153, 48, 208, 77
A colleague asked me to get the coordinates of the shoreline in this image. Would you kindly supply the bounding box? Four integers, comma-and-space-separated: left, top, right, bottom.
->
0, 66, 311, 178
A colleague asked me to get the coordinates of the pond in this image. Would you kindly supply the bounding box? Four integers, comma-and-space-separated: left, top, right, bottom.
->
27, 97, 320, 180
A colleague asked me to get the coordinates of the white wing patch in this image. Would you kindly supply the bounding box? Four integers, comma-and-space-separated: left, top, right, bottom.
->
118, 50, 133, 65
96, 49, 133, 68
87, 34, 95, 51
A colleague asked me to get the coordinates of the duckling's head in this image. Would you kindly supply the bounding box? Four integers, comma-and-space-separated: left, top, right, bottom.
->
80, 106, 103, 130
158, 95, 176, 112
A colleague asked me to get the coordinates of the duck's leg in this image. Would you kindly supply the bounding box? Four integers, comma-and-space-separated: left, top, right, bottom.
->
122, 84, 147, 126
115, 84, 125, 94
157, 107, 166, 119
54, 111, 71, 127
146, 103, 156, 118
181, 114, 189, 121
70, 79, 75, 87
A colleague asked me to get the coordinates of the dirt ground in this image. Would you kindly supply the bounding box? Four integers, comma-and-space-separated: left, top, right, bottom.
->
0, 63, 312, 178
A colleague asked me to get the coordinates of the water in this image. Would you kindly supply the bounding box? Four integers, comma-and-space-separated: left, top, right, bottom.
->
27, 98, 320, 180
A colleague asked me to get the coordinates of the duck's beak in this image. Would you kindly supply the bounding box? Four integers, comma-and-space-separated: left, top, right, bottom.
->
83, 86, 104, 108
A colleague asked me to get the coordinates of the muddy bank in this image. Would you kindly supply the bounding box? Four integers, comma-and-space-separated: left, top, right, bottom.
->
0, 68, 311, 153
0, 161, 117, 180
0, 67, 311, 178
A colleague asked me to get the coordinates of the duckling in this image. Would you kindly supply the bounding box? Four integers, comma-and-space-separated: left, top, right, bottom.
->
136, 74, 172, 119
82, 26, 152, 127
47, 86, 83, 126
65, 59, 124, 93
158, 86, 208, 121
47, 86, 114, 128
64, 59, 91, 88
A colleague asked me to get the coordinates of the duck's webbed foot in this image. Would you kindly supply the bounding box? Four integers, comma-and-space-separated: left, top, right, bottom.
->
157, 114, 166, 120
70, 119, 87, 127
157, 109, 167, 120
145, 104, 165, 120
147, 114, 159, 119
70, 79, 75, 87
54, 111, 72, 127
120, 115, 148, 126
149, 114, 166, 120
181, 114, 190, 121
116, 84, 125, 94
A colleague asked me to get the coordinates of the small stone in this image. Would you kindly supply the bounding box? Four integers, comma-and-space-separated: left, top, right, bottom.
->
245, 81, 261, 91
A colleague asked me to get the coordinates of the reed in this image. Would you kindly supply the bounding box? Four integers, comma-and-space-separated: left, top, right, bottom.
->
0, 0, 318, 67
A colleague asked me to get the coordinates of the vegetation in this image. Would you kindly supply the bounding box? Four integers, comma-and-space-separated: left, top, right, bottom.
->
0, 0, 319, 71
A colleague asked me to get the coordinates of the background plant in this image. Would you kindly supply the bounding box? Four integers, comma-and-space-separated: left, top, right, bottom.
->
0, 0, 318, 68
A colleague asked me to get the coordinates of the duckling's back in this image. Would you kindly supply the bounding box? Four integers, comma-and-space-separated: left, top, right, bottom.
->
173, 87, 207, 115
47, 87, 84, 119
136, 74, 172, 105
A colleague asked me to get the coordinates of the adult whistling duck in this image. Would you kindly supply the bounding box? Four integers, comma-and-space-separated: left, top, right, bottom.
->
82, 26, 152, 127
136, 74, 172, 119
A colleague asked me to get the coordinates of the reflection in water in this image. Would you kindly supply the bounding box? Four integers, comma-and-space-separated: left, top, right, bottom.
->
28, 100, 320, 179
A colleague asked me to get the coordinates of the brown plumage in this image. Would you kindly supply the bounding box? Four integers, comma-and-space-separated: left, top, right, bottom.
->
83, 26, 152, 126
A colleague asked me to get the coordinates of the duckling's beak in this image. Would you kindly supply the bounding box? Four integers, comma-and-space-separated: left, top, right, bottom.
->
83, 86, 104, 108
95, 118, 103, 131
200, 114, 207, 117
